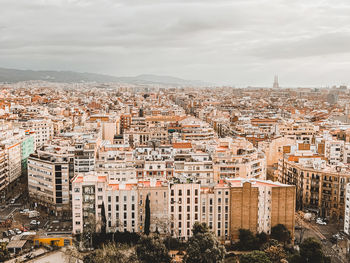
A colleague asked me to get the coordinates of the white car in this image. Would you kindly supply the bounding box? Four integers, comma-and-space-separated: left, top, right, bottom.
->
30, 220, 40, 225
316, 218, 327, 225
14, 228, 22, 235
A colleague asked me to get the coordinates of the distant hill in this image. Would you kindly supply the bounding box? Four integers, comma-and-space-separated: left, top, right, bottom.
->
0, 67, 210, 86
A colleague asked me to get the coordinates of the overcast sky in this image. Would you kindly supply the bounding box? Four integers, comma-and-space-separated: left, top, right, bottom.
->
1, 0, 350, 86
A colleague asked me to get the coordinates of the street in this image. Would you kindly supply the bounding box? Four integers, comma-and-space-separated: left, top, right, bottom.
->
295, 214, 348, 263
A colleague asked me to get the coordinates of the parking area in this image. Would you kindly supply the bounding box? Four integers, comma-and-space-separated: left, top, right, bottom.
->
44, 220, 72, 233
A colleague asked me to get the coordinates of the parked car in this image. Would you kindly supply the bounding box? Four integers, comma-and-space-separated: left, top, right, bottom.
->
20, 209, 30, 214
2, 231, 9, 237
30, 220, 40, 225
9, 199, 15, 204
316, 218, 327, 225
8, 230, 15, 236
14, 228, 22, 235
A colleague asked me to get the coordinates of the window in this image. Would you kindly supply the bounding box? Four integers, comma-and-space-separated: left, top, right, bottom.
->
98, 188, 103, 192
74, 188, 80, 193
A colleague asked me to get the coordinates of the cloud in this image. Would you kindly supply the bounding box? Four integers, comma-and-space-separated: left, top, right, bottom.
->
1, 0, 350, 85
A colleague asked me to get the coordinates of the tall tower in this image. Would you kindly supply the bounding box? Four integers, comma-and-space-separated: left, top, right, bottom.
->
273, 75, 279, 89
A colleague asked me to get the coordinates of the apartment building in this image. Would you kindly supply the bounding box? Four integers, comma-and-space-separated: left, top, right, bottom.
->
278, 121, 319, 144
138, 180, 169, 233
227, 178, 295, 241
344, 183, 350, 234
28, 146, 74, 216
0, 148, 8, 195
324, 140, 344, 165
72, 173, 295, 243
19, 119, 54, 147
201, 182, 230, 241
278, 154, 347, 219
179, 117, 215, 141
212, 137, 266, 180
169, 183, 200, 240
74, 141, 95, 174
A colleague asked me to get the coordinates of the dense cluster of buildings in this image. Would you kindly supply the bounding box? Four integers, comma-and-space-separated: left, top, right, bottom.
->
4, 80, 350, 241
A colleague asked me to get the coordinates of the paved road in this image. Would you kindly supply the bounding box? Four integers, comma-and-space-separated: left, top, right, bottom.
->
295, 214, 347, 263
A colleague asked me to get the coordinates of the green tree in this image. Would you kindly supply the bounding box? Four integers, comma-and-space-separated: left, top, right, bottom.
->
261, 239, 279, 251
240, 250, 272, 263
144, 195, 150, 236
299, 238, 330, 263
270, 224, 291, 245
263, 244, 286, 263
136, 235, 171, 263
83, 243, 136, 263
256, 232, 268, 248
0, 244, 9, 262
238, 229, 258, 250
192, 221, 209, 235
184, 222, 226, 263
101, 201, 107, 234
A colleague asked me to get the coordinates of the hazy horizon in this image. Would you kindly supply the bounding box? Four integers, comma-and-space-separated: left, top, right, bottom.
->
2, 0, 350, 87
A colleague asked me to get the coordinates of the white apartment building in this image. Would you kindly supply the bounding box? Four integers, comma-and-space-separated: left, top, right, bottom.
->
344, 183, 350, 235
278, 121, 319, 144
201, 183, 230, 241
5, 141, 21, 184
213, 137, 266, 180
169, 183, 200, 240
325, 140, 344, 165
0, 149, 8, 194
20, 119, 54, 147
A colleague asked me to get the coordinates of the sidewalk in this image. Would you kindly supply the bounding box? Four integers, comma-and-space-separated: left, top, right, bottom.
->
5, 248, 48, 263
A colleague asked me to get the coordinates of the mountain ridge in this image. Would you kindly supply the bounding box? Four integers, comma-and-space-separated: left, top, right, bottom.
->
0, 67, 211, 86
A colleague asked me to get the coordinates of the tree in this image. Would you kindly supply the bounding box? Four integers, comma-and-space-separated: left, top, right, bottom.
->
144, 195, 150, 235
184, 222, 226, 263
240, 251, 272, 263
136, 235, 171, 263
82, 214, 97, 249
237, 229, 258, 250
83, 243, 136, 263
263, 244, 286, 263
270, 224, 291, 245
192, 221, 210, 235
101, 201, 107, 234
299, 238, 330, 263
256, 232, 269, 248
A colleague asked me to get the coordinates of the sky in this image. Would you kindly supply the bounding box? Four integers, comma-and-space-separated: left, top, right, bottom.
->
1, 0, 350, 86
